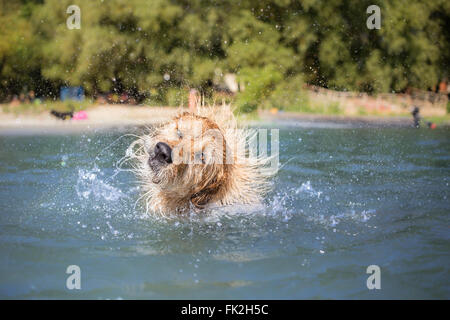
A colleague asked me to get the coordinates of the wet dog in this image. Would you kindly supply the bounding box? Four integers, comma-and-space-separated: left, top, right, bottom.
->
128, 105, 276, 216
50, 110, 73, 120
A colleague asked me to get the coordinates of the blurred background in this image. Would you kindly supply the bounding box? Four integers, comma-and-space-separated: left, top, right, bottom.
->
0, 0, 449, 122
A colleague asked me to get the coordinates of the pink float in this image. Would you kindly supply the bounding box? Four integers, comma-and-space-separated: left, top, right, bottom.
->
73, 110, 88, 120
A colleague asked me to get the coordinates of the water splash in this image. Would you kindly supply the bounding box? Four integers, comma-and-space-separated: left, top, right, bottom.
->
295, 181, 323, 198
75, 166, 128, 202
265, 180, 376, 228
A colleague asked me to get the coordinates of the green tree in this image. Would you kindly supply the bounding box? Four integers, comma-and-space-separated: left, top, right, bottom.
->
0, 0, 448, 105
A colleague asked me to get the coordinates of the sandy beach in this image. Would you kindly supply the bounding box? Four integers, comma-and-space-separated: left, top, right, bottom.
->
0, 105, 179, 134
0, 104, 447, 135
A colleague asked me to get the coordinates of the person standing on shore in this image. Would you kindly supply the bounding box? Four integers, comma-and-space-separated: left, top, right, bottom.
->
411, 106, 436, 129
412, 106, 421, 128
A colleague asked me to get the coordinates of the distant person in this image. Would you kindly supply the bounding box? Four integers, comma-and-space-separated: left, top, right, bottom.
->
411, 106, 436, 129
120, 93, 128, 104
28, 90, 35, 103
96, 94, 107, 105
411, 106, 420, 128
10, 95, 20, 107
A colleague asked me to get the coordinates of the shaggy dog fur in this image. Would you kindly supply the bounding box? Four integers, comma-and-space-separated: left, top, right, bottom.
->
127, 105, 276, 216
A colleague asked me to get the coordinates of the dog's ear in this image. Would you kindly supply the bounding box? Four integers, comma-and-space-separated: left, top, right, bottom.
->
190, 177, 222, 208
190, 190, 212, 209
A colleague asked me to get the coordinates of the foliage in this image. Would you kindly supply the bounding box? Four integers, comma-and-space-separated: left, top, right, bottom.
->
0, 0, 449, 109
236, 65, 283, 113
166, 87, 189, 107
263, 75, 308, 111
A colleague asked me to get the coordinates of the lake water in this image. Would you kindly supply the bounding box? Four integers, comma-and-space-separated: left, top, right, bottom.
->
0, 124, 449, 299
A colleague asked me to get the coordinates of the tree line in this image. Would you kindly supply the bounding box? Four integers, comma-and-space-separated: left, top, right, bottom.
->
0, 0, 448, 109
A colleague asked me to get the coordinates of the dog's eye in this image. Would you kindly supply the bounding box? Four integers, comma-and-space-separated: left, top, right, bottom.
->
176, 129, 183, 139
194, 152, 205, 164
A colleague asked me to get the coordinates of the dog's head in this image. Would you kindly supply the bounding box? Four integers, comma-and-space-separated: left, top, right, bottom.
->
146, 112, 231, 208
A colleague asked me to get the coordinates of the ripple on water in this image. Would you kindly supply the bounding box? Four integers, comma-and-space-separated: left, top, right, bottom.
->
1, 128, 448, 299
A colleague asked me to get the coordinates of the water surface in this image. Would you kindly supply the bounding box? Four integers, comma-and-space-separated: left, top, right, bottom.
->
0, 125, 449, 299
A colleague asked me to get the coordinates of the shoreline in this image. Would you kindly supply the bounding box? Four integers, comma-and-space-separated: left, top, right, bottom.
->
0, 105, 448, 135
0, 105, 179, 135
255, 111, 434, 128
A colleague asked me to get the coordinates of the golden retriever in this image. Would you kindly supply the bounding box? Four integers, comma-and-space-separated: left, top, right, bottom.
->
128, 105, 276, 216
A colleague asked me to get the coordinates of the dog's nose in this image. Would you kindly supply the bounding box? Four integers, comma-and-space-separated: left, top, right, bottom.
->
154, 142, 172, 164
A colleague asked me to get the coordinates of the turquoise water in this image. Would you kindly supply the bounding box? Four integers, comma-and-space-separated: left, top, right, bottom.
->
0, 125, 449, 299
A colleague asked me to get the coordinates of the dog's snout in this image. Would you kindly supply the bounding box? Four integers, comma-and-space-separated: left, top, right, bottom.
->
154, 142, 172, 164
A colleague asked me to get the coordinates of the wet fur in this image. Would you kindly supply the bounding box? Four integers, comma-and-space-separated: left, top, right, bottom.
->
127, 105, 276, 217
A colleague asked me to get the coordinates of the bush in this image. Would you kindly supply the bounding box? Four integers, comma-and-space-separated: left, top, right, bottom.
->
263, 75, 308, 111
144, 88, 166, 106
166, 87, 189, 107
235, 65, 283, 113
